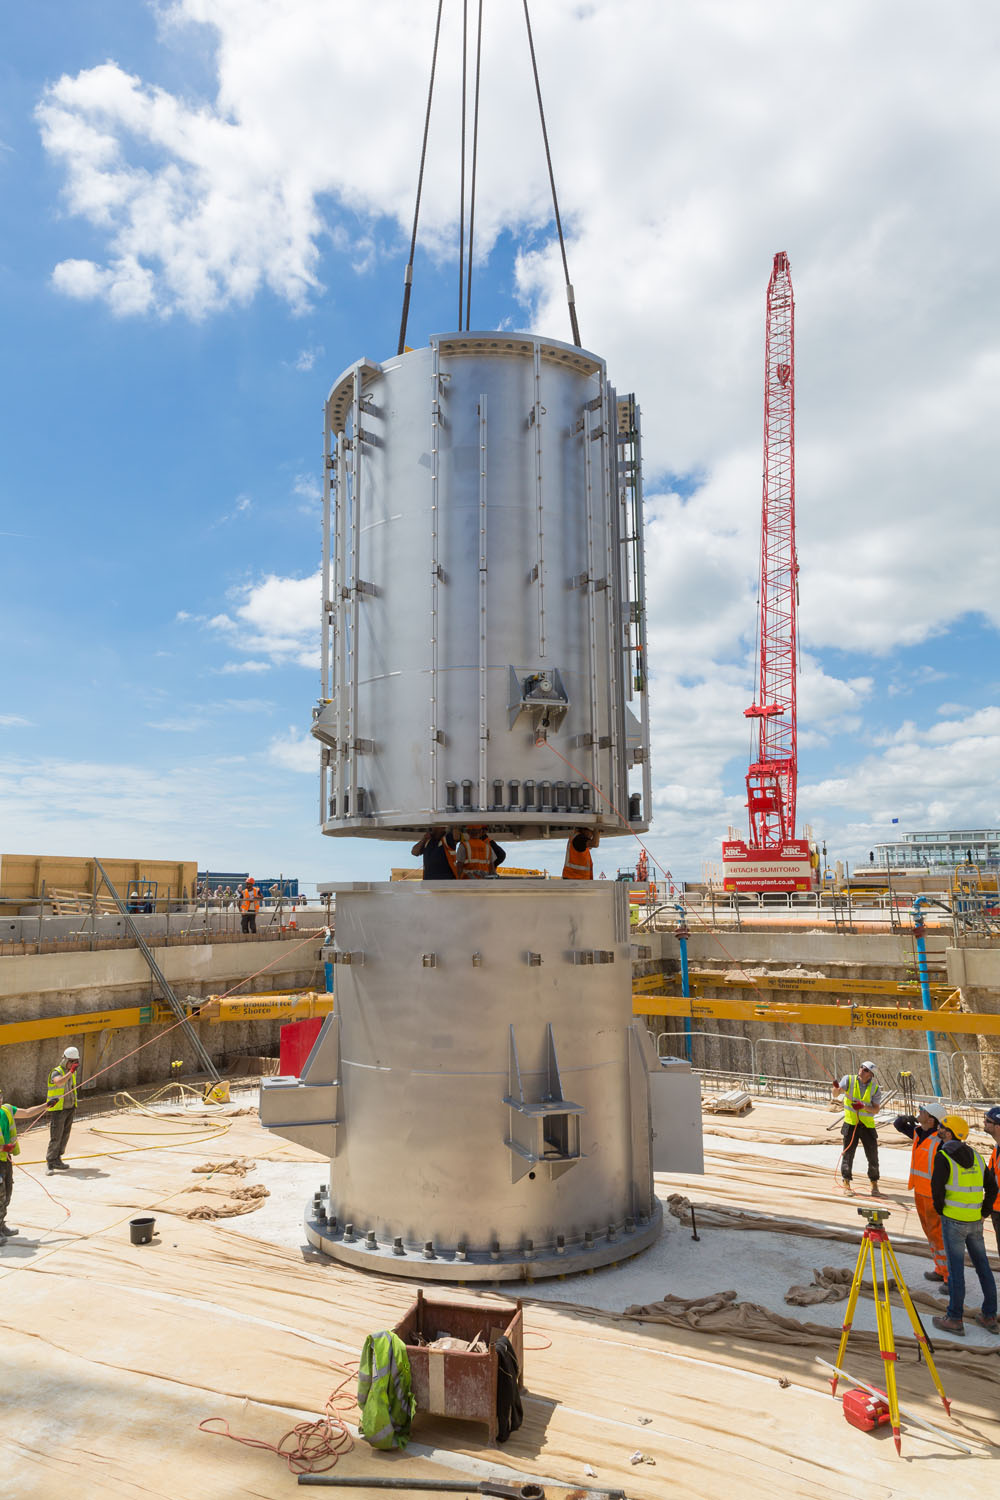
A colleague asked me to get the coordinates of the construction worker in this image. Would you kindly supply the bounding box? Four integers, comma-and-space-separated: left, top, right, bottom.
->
322, 927, 335, 993
240, 877, 261, 934
930, 1114, 999, 1336
411, 828, 458, 880
984, 1105, 1000, 1258
1, 1082, 52, 1240
562, 828, 599, 879
46, 1046, 81, 1173
832, 1060, 883, 1196
455, 827, 506, 879
893, 1100, 949, 1282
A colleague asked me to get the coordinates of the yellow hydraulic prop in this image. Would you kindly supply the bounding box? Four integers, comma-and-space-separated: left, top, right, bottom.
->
830, 1205, 951, 1455
633, 989, 1000, 1035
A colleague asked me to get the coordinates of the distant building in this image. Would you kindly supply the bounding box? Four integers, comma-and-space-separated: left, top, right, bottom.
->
873, 829, 1000, 870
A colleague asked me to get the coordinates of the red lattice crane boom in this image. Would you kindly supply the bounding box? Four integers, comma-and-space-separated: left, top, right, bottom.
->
722, 253, 816, 894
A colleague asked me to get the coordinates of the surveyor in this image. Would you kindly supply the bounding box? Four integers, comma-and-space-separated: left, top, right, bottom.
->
46, 1045, 81, 1174
983, 1105, 1000, 1259
930, 1114, 999, 1336
410, 828, 458, 880
240, 877, 261, 934
1, 1082, 52, 1239
893, 1100, 949, 1282
455, 826, 507, 879
562, 827, 599, 879
832, 1061, 883, 1196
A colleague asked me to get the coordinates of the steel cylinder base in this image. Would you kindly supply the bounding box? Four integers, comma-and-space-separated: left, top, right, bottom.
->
303, 1199, 663, 1282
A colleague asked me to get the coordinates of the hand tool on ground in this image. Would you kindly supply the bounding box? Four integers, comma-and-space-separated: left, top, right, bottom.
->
297, 1478, 626, 1498
827, 1205, 952, 1454
816, 1359, 972, 1454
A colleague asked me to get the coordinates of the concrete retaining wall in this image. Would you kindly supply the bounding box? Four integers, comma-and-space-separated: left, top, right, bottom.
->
0, 936, 326, 1100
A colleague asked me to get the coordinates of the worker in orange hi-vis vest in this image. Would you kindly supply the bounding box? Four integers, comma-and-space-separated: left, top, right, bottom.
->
562, 828, 600, 879
456, 827, 506, 880
893, 1100, 950, 1283
240, 877, 262, 934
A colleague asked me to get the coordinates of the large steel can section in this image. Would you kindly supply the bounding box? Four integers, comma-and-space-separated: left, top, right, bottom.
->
302, 880, 661, 1279
312, 333, 651, 840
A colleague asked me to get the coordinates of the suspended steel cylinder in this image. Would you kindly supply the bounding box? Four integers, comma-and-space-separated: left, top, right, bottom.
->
294, 880, 662, 1280
313, 332, 651, 840
255, 331, 697, 1285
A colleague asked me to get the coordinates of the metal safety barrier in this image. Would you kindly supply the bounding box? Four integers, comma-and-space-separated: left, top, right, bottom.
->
654, 1029, 985, 1104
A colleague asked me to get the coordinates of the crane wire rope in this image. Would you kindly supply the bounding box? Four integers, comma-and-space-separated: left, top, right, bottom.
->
397, 0, 445, 355
457, 0, 468, 330
464, 0, 484, 330
396, 1, 578, 345
522, 0, 581, 346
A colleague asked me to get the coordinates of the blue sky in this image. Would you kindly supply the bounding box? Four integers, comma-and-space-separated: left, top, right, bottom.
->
1, 1, 998, 892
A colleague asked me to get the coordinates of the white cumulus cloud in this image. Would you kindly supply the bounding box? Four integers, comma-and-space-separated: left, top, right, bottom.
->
208, 571, 320, 668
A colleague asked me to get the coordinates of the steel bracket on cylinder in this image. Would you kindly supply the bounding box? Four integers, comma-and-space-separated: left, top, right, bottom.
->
503, 1023, 585, 1183
507, 665, 569, 735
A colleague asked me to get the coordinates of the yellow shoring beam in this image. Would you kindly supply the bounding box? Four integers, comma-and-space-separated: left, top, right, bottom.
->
198, 992, 332, 1025
0, 1002, 174, 1048
633, 991, 1000, 1035
0, 993, 330, 1048
4, 983, 994, 1049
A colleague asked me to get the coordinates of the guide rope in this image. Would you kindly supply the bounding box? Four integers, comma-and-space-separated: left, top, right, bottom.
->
522, 0, 580, 345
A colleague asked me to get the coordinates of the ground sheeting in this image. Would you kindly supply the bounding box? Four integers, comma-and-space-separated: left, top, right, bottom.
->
2, 1095, 999, 1499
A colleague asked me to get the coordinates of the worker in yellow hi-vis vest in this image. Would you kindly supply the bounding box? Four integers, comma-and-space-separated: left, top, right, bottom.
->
832, 1060, 883, 1197
1, 1080, 52, 1240
930, 1114, 998, 1337
45, 1046, 81, 1174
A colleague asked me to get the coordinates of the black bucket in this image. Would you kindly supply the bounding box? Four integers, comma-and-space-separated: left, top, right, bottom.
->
129, 1216, 156, 1246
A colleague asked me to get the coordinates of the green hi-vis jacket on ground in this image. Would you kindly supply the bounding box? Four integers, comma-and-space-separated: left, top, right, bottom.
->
357, 1331, 416, 1450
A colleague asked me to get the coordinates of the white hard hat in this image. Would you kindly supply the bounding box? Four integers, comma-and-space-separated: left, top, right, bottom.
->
859, 1060, 876, 1071
63, 1046, 81, 1060
919, 1100, 949, 1123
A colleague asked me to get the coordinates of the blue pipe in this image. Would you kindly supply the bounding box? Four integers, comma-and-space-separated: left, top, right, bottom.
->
913, 897, 944, 1099
674, 903, 691, 1061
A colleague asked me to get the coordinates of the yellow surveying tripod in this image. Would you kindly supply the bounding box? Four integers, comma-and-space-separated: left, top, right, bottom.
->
830, 1205, 951, 1455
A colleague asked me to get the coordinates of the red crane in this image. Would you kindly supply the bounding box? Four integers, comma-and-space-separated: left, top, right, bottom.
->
722, 253, 816, 895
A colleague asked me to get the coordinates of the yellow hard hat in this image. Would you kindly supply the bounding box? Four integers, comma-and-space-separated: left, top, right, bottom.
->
942, 1114, 969, 1140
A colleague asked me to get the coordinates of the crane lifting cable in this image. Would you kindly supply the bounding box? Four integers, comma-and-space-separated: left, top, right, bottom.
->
397, 0, 580, 352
